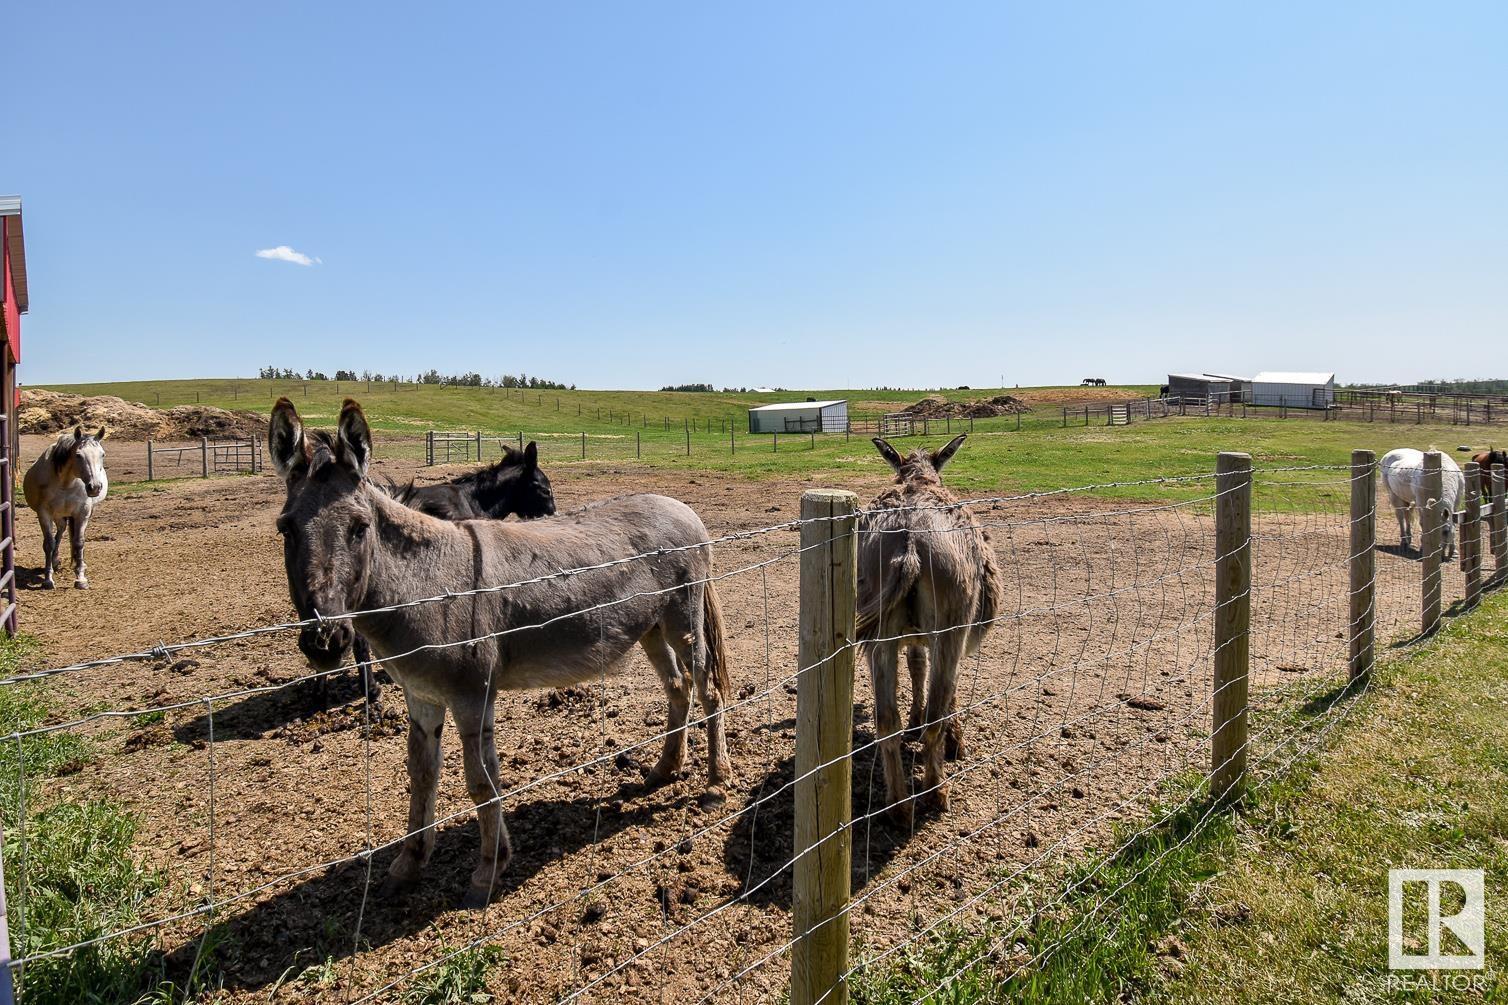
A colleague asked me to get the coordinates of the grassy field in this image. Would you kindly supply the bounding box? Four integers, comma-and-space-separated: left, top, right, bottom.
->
33, 378, 1495, 503
850, 587, 1508, 1004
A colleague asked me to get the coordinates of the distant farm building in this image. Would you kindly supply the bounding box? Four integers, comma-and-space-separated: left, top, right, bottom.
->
1165, 373, 1247, 404
747, 399, 848, 434
1249, 371, 1335, 409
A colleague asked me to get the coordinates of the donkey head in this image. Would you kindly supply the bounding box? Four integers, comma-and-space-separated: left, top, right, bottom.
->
481, 441, 556, 519
269, 397, 376, 670
872, 434, 967, 486
56, 425, 108, 497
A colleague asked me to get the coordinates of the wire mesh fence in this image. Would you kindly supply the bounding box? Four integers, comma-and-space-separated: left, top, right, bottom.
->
1, 451, 1503, 1003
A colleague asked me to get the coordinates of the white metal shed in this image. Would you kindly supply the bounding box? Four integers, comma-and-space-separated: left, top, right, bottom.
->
1248, 371, 1336, 409
747, 399, 849, 434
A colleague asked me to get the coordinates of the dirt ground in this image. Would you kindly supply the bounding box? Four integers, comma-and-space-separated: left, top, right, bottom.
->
9, 439, 1436, 1003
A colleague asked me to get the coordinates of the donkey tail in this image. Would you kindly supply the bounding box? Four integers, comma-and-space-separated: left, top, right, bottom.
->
856, 538, 922, 642
702, 579, 733, 697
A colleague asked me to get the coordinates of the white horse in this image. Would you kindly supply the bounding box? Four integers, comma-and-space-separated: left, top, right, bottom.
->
23, 425, 110, 589
1380, 448, 1463, 560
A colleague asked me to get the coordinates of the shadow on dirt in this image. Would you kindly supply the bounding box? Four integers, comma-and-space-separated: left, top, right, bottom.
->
171, 670, 380, 744
160, 776, 683, 992
721, 704, 941, 909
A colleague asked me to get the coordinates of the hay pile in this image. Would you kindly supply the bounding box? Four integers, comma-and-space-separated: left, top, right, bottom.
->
19, 389, 268, 441
901, 393, 1031, 418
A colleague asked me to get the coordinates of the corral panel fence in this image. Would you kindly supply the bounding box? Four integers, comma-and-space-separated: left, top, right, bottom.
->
0, 451, 1503, 1002
145, 436, 262, 480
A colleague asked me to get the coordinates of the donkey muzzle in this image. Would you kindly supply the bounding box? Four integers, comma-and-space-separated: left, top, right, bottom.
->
298, 620, 354, 671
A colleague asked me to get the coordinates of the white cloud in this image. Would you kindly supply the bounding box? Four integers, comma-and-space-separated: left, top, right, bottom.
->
254, 245, 321, 266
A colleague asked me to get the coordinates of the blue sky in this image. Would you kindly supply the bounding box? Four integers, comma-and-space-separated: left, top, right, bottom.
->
9, 2, 1505, 388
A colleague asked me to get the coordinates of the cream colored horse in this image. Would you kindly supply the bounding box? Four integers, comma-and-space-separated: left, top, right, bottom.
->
23, 425, 109, 589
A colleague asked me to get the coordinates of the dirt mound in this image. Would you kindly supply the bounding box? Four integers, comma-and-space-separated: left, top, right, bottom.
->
902, 393, 1031, 418
18, 389, 267, 441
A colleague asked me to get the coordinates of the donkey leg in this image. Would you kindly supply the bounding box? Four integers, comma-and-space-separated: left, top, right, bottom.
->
68, 514, 89, 589
904, 646, 927, 735
920, 630, 967, 812
640, 627, 691, 786
669, 599, 730, 788
455, 701, 511, 909
36, 513, 57, 589
869, 642, 911, 823
384, 694, 445, 895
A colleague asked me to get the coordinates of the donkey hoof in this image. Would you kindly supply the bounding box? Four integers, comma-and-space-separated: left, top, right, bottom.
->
642, 766, 682, 790
885, 799, 914, 827
944, 734, 965, 763
74, 580, 89, 590
923, 785, 951, 813
461, 883, 498, 910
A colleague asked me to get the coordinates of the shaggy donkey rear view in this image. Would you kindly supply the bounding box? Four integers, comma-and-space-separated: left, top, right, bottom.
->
858, 435, 1003, 821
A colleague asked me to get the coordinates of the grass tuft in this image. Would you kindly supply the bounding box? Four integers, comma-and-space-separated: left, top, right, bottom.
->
0, 635, 175, 1005
399, 944, 506, 1004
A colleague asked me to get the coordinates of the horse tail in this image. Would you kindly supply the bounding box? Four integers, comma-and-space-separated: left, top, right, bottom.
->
856, 533, 922, 642
702, 578, 732, 697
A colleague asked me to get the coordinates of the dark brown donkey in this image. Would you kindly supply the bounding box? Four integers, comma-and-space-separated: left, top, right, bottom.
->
271, 398, 732, 907
857, 435, 1003, 821
350, 444, 558, 704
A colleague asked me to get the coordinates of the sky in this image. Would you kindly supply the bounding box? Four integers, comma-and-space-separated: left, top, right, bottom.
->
8, 2, 1506, 389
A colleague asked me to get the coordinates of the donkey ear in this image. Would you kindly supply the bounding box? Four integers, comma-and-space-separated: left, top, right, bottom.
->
96, 425, 108, 442
73, 424, 84, 442
933, 434, 967, 471
524, 441, 538, 467
336, 399, 372, 476
872, 438, 905, 472
269, 398, 306, 479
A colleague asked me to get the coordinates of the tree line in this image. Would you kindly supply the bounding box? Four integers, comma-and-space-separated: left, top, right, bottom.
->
257, 367, 574, 389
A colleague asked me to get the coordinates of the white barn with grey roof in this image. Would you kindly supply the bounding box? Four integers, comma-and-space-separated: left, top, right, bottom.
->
747, 399, 848, 434
1248, 371, 1336, 409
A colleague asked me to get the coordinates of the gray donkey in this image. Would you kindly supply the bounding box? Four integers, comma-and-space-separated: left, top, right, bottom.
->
23, 425, 109, 589
270, 399, 732, 907
857, 435, 1002, 821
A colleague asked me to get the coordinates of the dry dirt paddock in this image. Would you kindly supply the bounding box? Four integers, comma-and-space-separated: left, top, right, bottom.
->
10, 439, 1424, 1003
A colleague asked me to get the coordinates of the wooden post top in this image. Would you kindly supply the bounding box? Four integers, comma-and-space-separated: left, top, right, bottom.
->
801, 489, 858, 506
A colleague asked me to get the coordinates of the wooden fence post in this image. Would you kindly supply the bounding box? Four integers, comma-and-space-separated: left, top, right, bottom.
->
581, 432, 586, 459
792, 489, 857, 1005
1463, 462, 1482, 609
475, 430, 483, 462
200, 437, 209, 478
1349, 449, 1375, 681
686, 426, 691, 456
147, 440, 154, 481
426, 431, 434, 466
1489, 466, 1507, 582
1422, 450, 1443, 635
1212, 452, 1252, 803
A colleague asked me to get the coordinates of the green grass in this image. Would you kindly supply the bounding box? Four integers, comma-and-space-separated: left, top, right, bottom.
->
398, 944, 506, 1004
1161, 591, 1508, 1003
0, 636, 178, 1005
37, 378, 1489, 505
847, 588, 1508, 1003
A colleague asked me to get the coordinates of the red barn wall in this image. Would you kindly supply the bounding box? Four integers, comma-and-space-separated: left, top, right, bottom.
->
2, 227, 18, 363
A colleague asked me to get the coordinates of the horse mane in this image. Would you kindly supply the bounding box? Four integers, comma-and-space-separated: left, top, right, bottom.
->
49, 430, 81, 474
